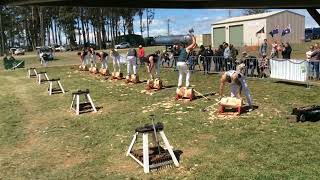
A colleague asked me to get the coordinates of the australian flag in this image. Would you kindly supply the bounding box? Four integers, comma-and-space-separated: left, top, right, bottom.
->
269, 28, 279, 37
282, 24, 291, 36
256, 27, 265, 36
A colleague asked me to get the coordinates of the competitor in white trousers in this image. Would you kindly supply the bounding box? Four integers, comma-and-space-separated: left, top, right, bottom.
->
219, 64, 253, 107
110, 49, 121, 72
176, 34, 197, 88
89, 48, 97, 68
127, 48, 138, 75
97, 52, 108, 69
145, 52, 161, 79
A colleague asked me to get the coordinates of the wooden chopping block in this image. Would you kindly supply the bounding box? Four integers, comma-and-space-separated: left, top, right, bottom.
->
132, 74, 139, 83
99, 68, 109, 76
219, 97, 243, 115
112, 72, 123, 80
89, 67, 98, 74
79, 65, 88, 71
125, 75, 131, 83
176, 87, 195, 101
153, 78, 163, 90
219, 97, 243, 107
146, 79, 154, 90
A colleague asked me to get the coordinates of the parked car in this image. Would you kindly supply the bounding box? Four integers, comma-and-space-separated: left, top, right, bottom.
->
9, 48, 17, 55
55, 45, 66, 52
38, 47, 54, 60
305, 28, 320, 40
14, 48, 25, 55
115, 42, 130, 49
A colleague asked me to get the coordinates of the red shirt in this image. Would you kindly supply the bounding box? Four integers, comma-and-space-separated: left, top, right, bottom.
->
138, 48, 145, 58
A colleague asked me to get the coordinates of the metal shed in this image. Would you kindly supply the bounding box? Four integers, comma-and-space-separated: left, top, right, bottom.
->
211, 10, 305, 47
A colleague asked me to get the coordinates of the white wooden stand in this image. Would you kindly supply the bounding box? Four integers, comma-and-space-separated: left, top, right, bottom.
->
48, 78, 65, 95
37, 72, 49, 84
70, 89, 97, 115
27, 68, 38, 78
126, 124, 179, 173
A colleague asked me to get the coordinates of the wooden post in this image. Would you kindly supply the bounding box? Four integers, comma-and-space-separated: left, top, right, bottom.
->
87, 94, 97, 113
44, 73, 49, 80
70, 94, 75, 110
126, 133, 138, 156
142, 133, 149, 173
57, 81, 65, 94
76, 95, 80, 115
49, 81, 52, 95
38, 74, 41, 84
159, 131, 179, 167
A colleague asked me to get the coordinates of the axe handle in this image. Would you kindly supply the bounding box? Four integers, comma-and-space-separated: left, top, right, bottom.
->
194, 89, 209, 100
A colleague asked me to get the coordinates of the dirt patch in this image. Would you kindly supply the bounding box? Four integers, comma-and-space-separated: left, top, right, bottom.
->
63, 154, 87, 168
237, 152, 247, 161
183, 147, 202, 157
197, 133, 217, 141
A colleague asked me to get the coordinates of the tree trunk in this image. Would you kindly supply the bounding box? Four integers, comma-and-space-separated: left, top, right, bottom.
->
77, 18, 81, 45
58, 27, 62, 45
146, 9, 149, 37
86, 20, 90, 44
47, 24, 51, 46
80, 9, 86, 45
39, 6, 45, 46
106, 19, 110, 42
307, 9, 320, 26
51, 19, 55, 45
54, 18, 58, 45
0, 12, 4, 56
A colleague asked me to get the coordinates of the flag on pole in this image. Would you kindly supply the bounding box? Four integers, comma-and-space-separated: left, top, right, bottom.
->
282, 24, 291, 36
269, 28, 279, 37
256, 27, 265, 36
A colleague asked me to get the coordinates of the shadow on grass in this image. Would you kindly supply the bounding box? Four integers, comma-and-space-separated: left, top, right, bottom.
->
274, 81, 308, 87
75, 103, 103, 115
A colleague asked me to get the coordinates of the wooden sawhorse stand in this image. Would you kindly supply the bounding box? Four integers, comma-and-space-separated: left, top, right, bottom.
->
48, 78, 65, 95
27, 68, 38, 78
70, 89, 97, 115
37, 71, 49, 84
126, 122, 179, 173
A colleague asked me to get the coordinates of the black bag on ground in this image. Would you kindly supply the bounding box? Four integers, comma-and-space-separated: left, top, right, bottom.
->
292, 105, 320, 122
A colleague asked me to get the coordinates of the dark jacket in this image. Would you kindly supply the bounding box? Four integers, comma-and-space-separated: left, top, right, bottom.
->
282, 46, 292, 59
205, 48, 214, 57
310, 49, 320, 60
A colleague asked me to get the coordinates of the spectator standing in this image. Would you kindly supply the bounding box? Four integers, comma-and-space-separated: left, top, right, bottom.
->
137, 45, 145, 66
306, 45, 314, 80
198, 45, 206, 73
204, 45, 214, 74
230, 44, 238, 70
223, 43, 231, 70
259, 39, 268, 58
310, 43, 320, 80
215, 45, 224, 71
171, 45, 180, 70
281, 42, 292, 59
270, 41, 279, 58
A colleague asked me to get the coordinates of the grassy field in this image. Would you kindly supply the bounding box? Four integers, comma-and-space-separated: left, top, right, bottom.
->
1, 49, 320, 179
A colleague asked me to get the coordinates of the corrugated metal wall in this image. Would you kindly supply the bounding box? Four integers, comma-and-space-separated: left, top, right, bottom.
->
266, 11, 305, 44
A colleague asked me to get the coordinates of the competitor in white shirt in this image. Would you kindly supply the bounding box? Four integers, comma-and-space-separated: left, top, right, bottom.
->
219, 64, 253, 108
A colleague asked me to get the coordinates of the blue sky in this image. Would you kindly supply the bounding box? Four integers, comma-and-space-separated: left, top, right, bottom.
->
133, 9, 319, 37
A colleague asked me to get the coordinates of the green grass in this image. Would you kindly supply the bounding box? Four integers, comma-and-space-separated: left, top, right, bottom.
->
1, 49, 320, 179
